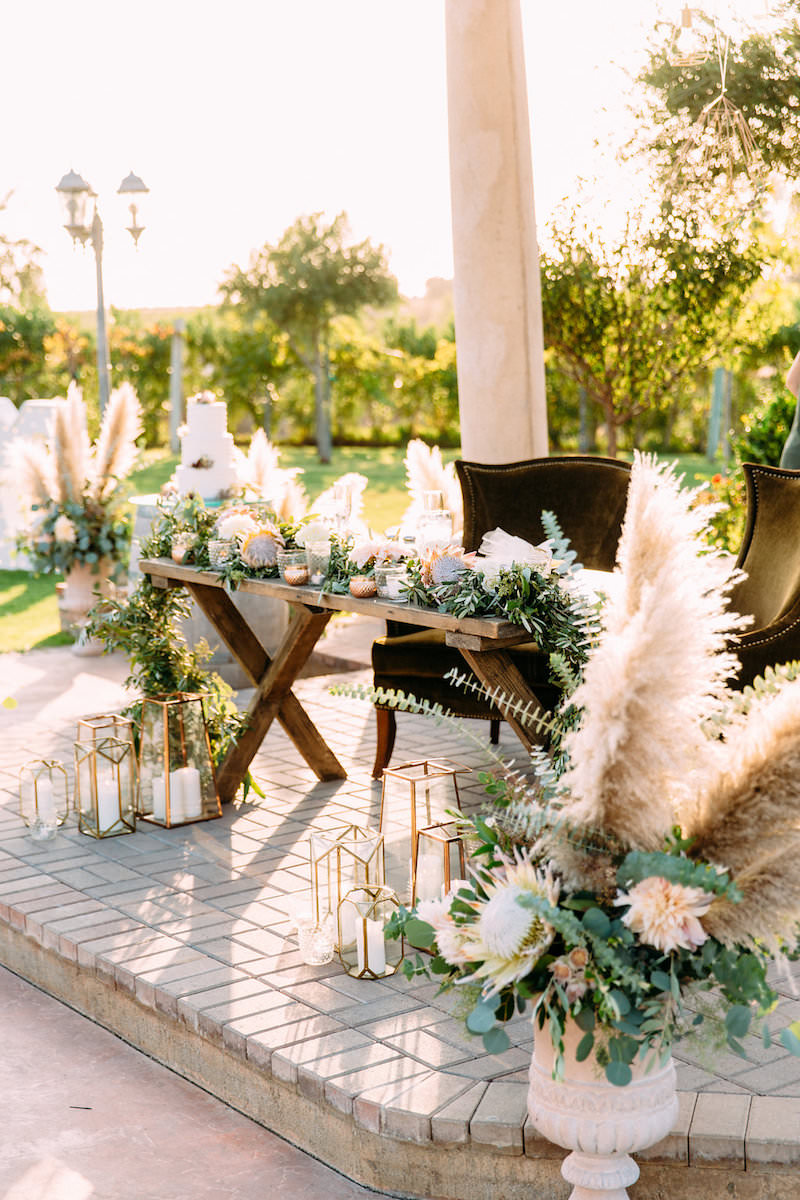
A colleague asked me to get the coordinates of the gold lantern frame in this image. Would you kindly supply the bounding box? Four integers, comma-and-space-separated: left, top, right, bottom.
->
309, 823, 385, 949
18, 759, 69, 836
137, 692, 222, 827
412, 820, 468, 905
379, 759, 470, 901
337, 884, 402, 979
74, 734, 136, 839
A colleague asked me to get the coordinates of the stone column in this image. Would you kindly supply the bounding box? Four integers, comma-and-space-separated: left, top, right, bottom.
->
445, 0, 548, 462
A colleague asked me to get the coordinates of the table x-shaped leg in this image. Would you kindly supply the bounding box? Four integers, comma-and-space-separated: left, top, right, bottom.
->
184, 582, 346, 801
456, 646, 548, 757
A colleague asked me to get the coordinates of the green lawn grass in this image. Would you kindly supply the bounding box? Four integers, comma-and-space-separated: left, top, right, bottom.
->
0, 571, 72, 652
0, 444, 731, 654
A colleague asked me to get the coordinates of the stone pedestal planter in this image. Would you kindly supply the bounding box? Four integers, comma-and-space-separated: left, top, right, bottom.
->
528, 1016, 678, 1199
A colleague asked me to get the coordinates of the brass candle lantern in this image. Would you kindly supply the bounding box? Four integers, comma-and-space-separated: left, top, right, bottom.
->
309, 824, 385, 948
74, 735, 136, 838
337, 885, 402, 979
379, 759, 470, 901
77, 712, 136, 750
137, 693, 221, 827
19, 759, 69, 840
412, 820, 468, 904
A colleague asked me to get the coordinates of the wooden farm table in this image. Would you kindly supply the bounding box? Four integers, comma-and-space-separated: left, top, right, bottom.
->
140, 558, 544, 802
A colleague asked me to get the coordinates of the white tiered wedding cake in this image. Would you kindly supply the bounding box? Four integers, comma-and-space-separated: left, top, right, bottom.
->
175, 393, 239, 499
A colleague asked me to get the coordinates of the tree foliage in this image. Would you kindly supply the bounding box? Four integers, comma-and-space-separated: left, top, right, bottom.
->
540, 203, 764, 456
221, 212, 398, 461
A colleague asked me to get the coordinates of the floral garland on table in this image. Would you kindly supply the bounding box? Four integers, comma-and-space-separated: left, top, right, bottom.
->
381, 454, 800, 1087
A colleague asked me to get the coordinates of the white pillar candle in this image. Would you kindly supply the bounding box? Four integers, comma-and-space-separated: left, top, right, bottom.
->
152, 775, 167, 822
36, 777, 56, 824
96, 773, 122, 833
415, 852, 444, 901
173, 766, 202, 820
339, 901, 357, 947
356, 917, 386, 975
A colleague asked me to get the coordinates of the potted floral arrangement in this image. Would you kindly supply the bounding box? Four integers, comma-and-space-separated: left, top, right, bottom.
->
15, 382, 142, 630
383, 455, 800, 1197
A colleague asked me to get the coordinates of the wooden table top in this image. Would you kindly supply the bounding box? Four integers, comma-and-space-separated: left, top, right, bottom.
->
139, 557, 533, 648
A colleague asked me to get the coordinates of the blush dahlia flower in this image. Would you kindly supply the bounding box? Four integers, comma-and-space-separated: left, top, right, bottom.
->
53, 515, 77, 543
615, 876, 713, 953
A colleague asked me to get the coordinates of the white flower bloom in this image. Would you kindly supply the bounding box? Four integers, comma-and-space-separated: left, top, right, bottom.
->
479, 885, 537, 957
415, 894, 452, 928
294, 519, 331, 547
53, 515, 77, 543
616, 876, 713, 953
215, 512, 259, 542
435, 922, 473, 967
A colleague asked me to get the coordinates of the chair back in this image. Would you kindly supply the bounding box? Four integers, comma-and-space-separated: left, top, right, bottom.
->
455, 455, 632, 569
730, 463, 800, 628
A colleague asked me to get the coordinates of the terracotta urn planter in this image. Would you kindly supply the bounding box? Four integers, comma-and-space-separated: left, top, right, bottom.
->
528, 1016, 678, 1199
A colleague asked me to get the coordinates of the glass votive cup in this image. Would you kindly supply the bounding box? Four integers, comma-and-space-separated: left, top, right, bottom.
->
277, 549, 309, 585
380, 566, 409, 603
207, 539, 235, 569
349, 575, 377, 599
171, 533, 195, 565
297, 916, 335, 965
305, 540, 331, 586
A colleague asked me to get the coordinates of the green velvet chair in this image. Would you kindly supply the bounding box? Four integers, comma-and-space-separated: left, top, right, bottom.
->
729, 462, 800, 688
370, 455, 633, 777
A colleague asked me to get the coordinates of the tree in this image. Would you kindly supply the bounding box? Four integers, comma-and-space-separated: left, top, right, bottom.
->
540, 203, 763, 457
186, 309, 286, 437
0, 305, 58, 403
0, 192, 46, 309
221, 212, 398, 461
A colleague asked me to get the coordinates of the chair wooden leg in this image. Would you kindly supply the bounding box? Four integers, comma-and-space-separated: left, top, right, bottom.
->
490, 718, 500, 745
372, 707, 397, 779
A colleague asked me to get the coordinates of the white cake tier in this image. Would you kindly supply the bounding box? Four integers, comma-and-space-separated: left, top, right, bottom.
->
183, 400, 229, 442
174, 462, 239, 499
180, 429, 235, 465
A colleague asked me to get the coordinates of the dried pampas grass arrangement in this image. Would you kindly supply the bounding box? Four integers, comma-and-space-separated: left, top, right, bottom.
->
237, 429, 309, 522
402, 438, 463, 535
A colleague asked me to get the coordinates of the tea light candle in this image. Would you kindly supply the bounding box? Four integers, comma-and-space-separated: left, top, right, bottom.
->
283, 565, 309, 586
356, 916, 386, 975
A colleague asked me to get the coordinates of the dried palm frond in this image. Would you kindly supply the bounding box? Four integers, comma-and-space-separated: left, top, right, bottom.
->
402, 438, 463, 535
554, 454, 745, 859
89, 383, 142, 501
14, 438, 55, 508
689, 679, 800, 950
51, 383, 90, 503
275, 476, 308, 523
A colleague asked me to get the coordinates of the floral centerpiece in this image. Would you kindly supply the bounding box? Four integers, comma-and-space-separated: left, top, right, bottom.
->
386, 454, 800, 1087
15, 382, 142, 582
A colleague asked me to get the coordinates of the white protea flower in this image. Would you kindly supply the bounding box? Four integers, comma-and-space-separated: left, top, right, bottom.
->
53, 515, 77, 543
459, 853, 560, 995
615, 876, 713, 953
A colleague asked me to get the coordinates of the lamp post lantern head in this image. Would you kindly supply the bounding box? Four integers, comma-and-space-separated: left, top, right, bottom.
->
55, 168, 92, 244
118, 170, 149, 246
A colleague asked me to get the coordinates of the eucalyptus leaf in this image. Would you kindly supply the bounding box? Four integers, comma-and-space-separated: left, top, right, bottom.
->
605, 1060, 633, 1088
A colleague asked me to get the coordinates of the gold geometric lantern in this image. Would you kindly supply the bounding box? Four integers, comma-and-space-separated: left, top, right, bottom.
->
18, 759, 69, 840
379, 759, 469, 901
412, 820, 468, 905
337, 885, 402, 979
74, 735, 136, 838
309, 823, 385, 948
137, 693, 221, 826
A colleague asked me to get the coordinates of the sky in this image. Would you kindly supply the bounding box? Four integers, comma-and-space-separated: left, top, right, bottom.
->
0, 0, 772, 314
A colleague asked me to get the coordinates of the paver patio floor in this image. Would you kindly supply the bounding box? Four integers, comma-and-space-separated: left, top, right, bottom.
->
2, 644, 800, 1197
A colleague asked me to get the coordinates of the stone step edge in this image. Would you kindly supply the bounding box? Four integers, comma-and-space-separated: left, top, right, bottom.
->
1, 919, 798, 1195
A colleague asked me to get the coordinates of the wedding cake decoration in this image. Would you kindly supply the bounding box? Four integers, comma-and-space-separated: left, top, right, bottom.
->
174, 392, 239, 499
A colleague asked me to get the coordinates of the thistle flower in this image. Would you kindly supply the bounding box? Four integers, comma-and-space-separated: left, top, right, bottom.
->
615, 876, 712, 953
